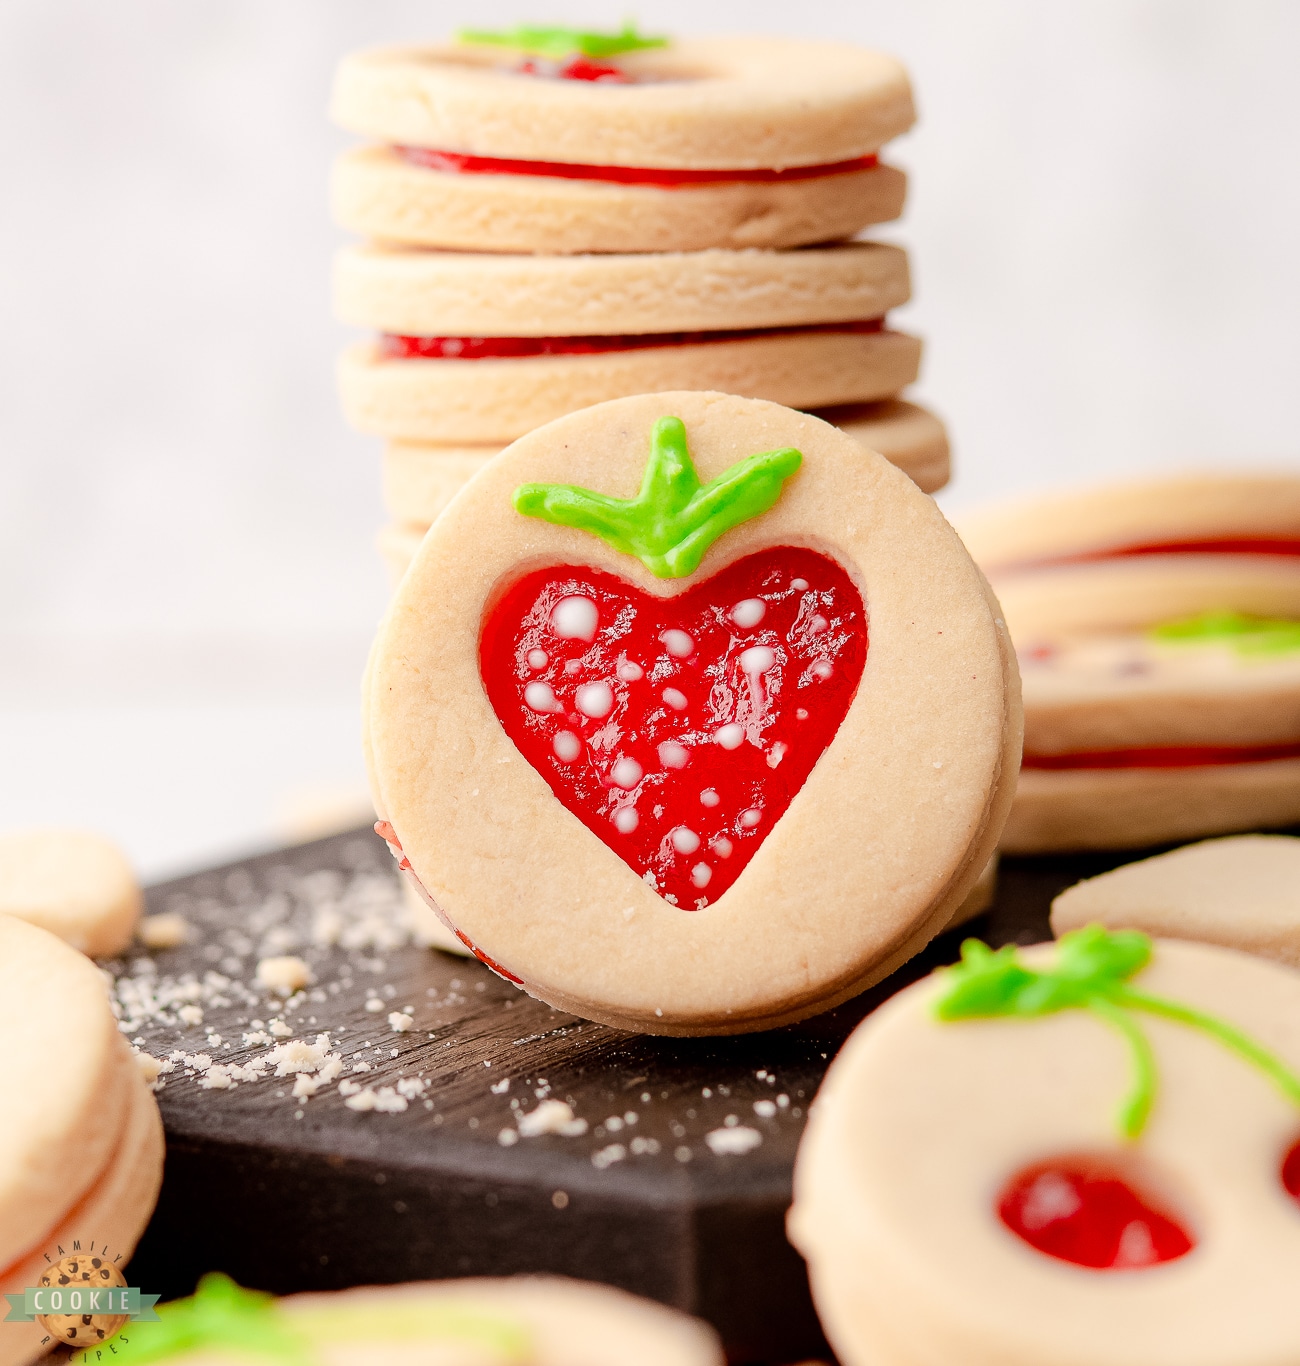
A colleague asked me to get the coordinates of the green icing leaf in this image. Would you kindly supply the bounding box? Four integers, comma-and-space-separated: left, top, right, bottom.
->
1150, 608, 1300, 656
513, 415, 802, 579
111, 1272, 532, 1365
457, 22, 667, 60
933, 926, 1300, 1140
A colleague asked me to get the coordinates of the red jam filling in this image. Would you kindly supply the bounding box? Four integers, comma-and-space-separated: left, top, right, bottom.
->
1283, 1138, 1300, 1201
379, 318, 885, 362
999, 1160, 1195, 1270
1022, 739, 1300, 771
396, 145, 880, 187
479, 547, 866, 909
517, 55, 631, 83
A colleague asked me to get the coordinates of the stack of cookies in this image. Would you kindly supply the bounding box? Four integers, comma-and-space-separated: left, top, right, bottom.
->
329, 25, 950, 583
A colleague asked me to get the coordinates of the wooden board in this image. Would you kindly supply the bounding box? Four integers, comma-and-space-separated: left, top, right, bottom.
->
119, 826, 1181, 1363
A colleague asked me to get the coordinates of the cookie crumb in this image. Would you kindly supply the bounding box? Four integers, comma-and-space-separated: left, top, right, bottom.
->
705, 1126, 763, 1156
256, 956, 314, 995
388, 1011, 414, 1032
139, 912, 189, 949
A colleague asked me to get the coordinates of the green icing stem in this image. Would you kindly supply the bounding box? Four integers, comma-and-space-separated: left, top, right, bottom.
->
112, 1273, 531, 1365
1149, 608, 1300, 656
513, 415, 802, 579
934, 926, 1300, 1140
457, 22, 667, 60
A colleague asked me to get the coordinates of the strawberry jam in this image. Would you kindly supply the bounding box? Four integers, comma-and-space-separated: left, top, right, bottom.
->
1284, 1138, 1300, 1201
397, 145, 881, 187
479, 547, 866, 908
999, 1159, 1194, 1269
1022, 739, 1300, 771
516, 55, 631, 82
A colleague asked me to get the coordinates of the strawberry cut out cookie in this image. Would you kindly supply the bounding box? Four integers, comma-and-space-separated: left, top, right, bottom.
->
365, 392, 1019, 1034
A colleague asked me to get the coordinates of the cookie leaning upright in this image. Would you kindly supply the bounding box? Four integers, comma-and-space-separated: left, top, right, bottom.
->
365, 392, 1020, 1035
0, 917, 163, 1366
957, 473, 1300, 851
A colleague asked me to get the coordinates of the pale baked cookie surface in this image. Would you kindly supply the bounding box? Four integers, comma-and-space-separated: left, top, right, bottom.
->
366, 393, 1019, 1034
333, 145, 907, 254
0, 827, 141, 957
334, 240, 910, 337
107, 1273, 722, 1366
1051, 834, 1300, 968
332, 36, 914, 170
790, 934, 1300, 1366
340, 330, 922, 444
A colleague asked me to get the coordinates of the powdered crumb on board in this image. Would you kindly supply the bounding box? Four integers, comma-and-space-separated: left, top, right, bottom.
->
256, 956, 314, 994
516, 1100, 588, 1139
388, 1012, 413, 1032
705, 1126, 763, 1156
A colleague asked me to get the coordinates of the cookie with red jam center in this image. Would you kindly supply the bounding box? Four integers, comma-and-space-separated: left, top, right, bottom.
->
364, 392, 1018, 1034
790, 931, 1300, 1366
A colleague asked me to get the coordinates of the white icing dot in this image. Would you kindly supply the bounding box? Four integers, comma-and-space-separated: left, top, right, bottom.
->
731, 598, 766, 628
575, 681, 614, 718
611, 757, 643, 789
671, 827, 701, 855
565, 659, 582, 674
553, 731, 581, 763
712, 837, 734, 858
662, 687, 688, 711
767, 741, 788, 768
791, 578, 809, 591
740, 645, 776, 675
699, 788, 720, 808
552, 596, 598, 641
739, 808, 762, 829
715, 723, 745, 750
658, 740, 689, 770
527, 649, 548, 669
617, 660, 643, 682
661, 629, 694, 659
811, 661, 833, 680
691, 863, 712, 889
810, 615, 829, 634
613, 807, 639, 834
525, 681, 560, 713
796, 708, 809, 720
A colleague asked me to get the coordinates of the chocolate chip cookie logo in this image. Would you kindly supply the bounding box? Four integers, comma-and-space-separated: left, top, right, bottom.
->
4, 1246, 159, 1354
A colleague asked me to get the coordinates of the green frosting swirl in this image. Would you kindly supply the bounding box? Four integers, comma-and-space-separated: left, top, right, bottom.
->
111, 1272, 531, 1364
457, 22, 667, 60
934, 926, 1300, 1139
1149, 608, 1300, 655
513, 415, 802, 579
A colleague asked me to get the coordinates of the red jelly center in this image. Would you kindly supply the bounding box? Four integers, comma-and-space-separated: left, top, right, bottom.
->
378, 318, 885, 362
1022, 739, 1300, 771
479, 547, 866, 909
1283, 1138, 1300, 1201
999, 1160, 1194, 1270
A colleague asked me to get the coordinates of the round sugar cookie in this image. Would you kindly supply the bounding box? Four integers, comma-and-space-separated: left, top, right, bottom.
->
380, 399, 948, 532
333, 144, 907, 254
0, 1077, 164, 1366
1051, 834, 1300, 969
340, 330, 922, 444
332, 36, 914, 171
0, 828, 141, 957
334, 241, 910, 338
365, 392, 1019, 1034
790, 936, 1300, 1366
0, 916, 135, 1270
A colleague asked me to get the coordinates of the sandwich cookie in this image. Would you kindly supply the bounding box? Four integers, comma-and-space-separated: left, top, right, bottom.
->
331, 28, 912, 255
0, 917, 163, 1366
365, 392, 1019, 1034
957, 474, 1300, 852
0, 827, 141, 958
336, 241, 919, 444
790, 929, 1300, 1366
1051, 834, 1300, 969
110, 1272, 722, 1366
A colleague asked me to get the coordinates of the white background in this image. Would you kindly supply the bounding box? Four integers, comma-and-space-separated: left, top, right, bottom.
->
2, 1, 1298, 878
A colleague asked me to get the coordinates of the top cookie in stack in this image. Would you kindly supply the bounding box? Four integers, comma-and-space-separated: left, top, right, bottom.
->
330, 25, 949, 579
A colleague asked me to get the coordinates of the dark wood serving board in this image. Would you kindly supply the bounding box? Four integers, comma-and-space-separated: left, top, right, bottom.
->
120, 827, 1187, 1363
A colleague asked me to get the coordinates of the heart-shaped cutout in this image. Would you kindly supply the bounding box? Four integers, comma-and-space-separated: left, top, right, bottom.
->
480, 546, 866, 907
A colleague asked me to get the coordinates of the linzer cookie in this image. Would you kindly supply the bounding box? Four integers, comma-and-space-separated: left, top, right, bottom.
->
335, 240, 919, 444
331, 26, 912, 255
957, 474, 1300, 852
790, 929, 1300, 1366
365, 392, 1019, 1035
0, 916, 163, 1366
112, 1272, 722, 1366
